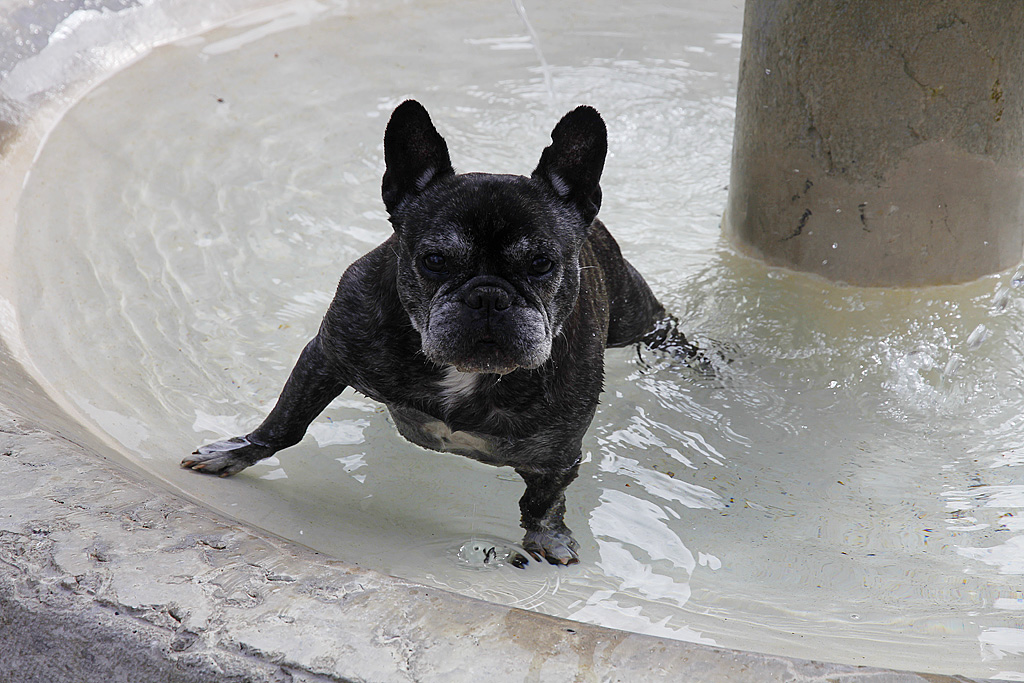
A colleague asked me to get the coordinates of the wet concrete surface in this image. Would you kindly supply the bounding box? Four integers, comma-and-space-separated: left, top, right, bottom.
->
0, 378, 996, 681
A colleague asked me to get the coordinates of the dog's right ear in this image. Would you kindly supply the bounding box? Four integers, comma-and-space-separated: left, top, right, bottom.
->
382, 100, 454, 215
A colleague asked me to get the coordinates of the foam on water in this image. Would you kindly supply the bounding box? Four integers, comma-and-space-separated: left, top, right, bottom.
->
7, 0, 1024, 677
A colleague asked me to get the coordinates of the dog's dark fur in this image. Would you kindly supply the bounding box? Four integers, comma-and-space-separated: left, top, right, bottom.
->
182, 100, 690, 564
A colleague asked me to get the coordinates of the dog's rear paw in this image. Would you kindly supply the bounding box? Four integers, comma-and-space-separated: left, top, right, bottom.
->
681, 337, 735, 376
181, 436, 275, 477
641, 317, 733, 377
523, 529, 580, 566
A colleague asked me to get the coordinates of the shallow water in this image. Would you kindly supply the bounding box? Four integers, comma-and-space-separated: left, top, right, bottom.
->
8, 0, 1024, 677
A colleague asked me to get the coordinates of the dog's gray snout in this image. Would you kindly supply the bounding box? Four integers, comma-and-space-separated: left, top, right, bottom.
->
464, 285, 511, 311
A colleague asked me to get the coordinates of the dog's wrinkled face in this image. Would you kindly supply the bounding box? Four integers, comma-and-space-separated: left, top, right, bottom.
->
393, 175, 584, 373
381, 101, 607, 374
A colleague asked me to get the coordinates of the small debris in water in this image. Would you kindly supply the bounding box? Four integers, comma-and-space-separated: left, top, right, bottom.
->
453, 539, 530, 569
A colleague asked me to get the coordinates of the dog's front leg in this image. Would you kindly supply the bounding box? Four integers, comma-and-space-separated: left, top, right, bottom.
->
516, 462, 581, 565
182, 337, 346, 476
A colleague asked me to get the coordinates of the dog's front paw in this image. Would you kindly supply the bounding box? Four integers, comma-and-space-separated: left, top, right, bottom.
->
523, 528, 580, 566
181, 436, 275, 477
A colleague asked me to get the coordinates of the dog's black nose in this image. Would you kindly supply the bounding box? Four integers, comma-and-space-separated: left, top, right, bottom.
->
464, 286, 511, 311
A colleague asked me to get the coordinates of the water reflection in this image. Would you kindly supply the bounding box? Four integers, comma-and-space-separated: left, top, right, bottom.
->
570, 490, 716, 644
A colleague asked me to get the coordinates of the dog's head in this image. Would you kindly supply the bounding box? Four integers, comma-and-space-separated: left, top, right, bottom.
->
381, 100, 607, 374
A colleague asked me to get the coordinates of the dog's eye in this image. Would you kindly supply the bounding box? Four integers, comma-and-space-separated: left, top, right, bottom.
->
421, 253, 447, 274
529, 256, 553, 276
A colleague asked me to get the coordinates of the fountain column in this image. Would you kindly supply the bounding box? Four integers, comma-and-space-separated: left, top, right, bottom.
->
724, 0, 1024, 287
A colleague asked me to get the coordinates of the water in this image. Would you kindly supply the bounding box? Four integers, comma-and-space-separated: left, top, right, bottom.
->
7, 0, 1024, 677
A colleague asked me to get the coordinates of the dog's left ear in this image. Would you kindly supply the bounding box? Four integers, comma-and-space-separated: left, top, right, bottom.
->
382, 100, 455, 214
532, 106, 607, 226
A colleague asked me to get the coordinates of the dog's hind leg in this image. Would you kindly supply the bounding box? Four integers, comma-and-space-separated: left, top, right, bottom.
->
640, 314, 699, 358
639, 314, 733, 375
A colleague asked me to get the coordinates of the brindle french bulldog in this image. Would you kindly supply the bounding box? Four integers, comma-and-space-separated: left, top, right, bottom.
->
182, 100, 695, 565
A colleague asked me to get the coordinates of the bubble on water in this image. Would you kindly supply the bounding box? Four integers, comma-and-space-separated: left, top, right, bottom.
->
967, 324, 989, 350
993, 286, 1011, 311
943, 354, 962, 378
450, 538, 529, 569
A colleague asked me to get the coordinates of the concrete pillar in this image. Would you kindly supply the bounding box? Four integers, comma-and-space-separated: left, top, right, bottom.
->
724, 0, 1024, 287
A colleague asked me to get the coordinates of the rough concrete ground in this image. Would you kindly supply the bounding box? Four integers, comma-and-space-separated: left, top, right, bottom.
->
0, 399, 997, 683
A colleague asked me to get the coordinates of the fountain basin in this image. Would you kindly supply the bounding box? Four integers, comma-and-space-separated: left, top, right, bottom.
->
0, 0, 1018, 680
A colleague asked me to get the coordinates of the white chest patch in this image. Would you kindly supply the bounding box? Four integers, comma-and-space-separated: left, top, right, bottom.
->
438, 366, 481, 407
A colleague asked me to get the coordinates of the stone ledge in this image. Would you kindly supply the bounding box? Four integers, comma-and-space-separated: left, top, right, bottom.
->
0, 411, 994, 683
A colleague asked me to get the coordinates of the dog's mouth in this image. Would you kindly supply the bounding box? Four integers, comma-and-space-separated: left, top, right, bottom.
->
422, 302, 551, 374
452, 334, 517, 374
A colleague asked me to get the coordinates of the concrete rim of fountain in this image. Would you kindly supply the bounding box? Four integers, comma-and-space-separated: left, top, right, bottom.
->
0, 343, 983, 682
